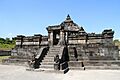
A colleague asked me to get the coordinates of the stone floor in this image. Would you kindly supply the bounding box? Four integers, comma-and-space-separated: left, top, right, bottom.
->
0, 64, 120, 80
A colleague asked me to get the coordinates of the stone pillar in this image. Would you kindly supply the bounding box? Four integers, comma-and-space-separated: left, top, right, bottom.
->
48, 31, 51, 46
60, 31, 63, 41
34, 34, 42, 48
39, 36, 42, 48
59, 30, 65, 45
65, 32, 68, 45
48, 31, 53, 46
19, 35, 24, 48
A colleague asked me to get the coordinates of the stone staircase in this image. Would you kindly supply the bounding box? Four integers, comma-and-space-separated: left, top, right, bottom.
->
33, 47, 49, 68
40, 46, 64, 70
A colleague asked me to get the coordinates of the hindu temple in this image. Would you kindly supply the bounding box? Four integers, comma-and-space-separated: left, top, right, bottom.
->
4, 15, 120, 71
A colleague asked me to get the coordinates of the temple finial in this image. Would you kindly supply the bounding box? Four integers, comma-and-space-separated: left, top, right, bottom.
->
66, 14, 71, 20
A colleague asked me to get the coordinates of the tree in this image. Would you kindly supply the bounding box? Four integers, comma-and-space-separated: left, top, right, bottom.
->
114, 39, 119, 43
0, 38, 5, 44
114, 39, 120, 48
12, 38, 16, 44
5, 38, 12, 44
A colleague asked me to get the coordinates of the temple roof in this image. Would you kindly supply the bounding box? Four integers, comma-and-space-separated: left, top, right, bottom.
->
64, 14, 73, 22
79, 27, 85, 33
60, 14, 81, 31
47, 15, 85, 32
66, 14, 71, 20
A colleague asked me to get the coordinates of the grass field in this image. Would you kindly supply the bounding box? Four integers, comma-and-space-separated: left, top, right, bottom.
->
0, 43, 15, 50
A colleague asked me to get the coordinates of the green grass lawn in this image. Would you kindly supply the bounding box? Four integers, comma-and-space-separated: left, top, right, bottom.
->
0, 43, 15, 50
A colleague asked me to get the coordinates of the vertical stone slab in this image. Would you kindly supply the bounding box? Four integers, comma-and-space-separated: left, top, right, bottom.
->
59, 30, 65, 45
50, 31, 53, 46
48, 31, 51, 46
65, 32, 68, 45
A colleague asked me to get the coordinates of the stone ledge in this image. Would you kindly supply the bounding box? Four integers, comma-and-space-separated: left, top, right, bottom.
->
26, 67, 69, 74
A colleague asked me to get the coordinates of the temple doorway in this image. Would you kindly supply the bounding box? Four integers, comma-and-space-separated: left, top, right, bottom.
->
53, 30, 60, 45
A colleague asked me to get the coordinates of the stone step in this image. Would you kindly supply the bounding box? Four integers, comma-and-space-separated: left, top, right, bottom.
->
50, 48, 61, 50
70, 56, 115, 60
51, 46, 64, 49
47, 53, 59, 56
40, 65, 54, 68
48, 51, 59, 54
46, 52, 59, 56
69, 55, 83, 58
49, 51, 60, 53
55, 45, 62, 47
46, 54, 63, 58
69, 54, 85, 57
46, 54, 56, 57
69, 58, 83, 61
49, 49, 60, 51
68, 61, 83, 67
50, 48, 60, 50
68, 61, 120, 67
69, 67, 85, 70
43, 57, 54, 60
69, 56, 84, 59
42, 58, 54, 62
85, 66, 120, 70
69, 56, 83, 61
50, 49, 60, 50
49, 52, 60, 54
49, 50, 60, 52
41, 62, 54, 65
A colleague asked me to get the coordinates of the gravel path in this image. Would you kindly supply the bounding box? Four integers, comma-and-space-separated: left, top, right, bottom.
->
0, 64, 120, 80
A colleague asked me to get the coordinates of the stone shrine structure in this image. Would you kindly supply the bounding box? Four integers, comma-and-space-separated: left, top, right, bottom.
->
5, 15, 120, 71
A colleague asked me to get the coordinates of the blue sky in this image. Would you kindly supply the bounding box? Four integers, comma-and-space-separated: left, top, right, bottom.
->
0, 0, 120, 39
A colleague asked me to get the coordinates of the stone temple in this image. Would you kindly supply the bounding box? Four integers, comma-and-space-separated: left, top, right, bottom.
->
5, 15, 120, 71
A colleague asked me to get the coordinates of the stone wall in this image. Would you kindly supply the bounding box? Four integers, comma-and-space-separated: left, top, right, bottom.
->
11, 34, 48, 59
0, 50, 11, 56
68, 44, 119, 61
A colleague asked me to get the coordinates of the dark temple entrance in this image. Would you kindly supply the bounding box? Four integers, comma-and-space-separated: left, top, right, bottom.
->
53, 30, 60, 45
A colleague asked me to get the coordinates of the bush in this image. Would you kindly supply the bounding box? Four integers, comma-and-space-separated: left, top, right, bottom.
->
0, 37, 15, 50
